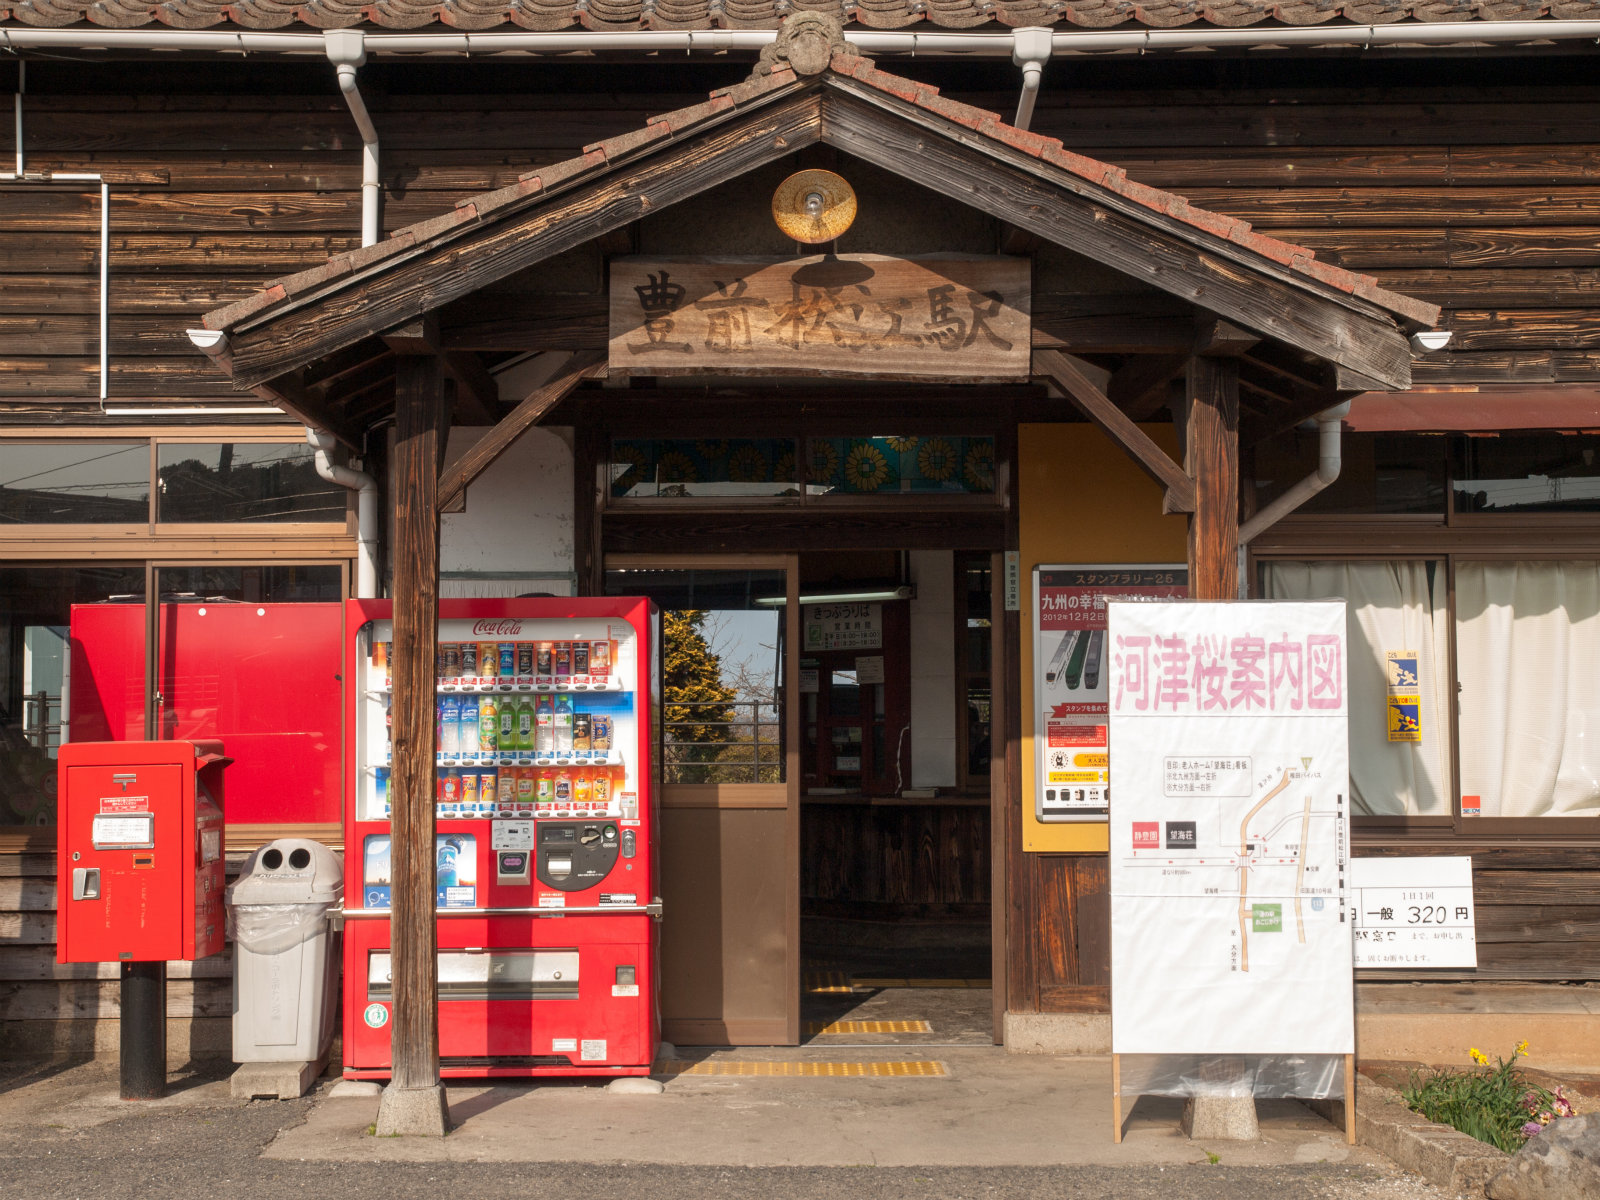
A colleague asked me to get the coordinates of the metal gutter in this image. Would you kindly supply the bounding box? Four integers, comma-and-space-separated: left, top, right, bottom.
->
5, 21, 1600, 58
324, 30, 380, 247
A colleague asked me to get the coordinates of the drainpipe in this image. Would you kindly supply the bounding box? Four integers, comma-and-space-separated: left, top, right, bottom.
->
324, 30, 379, 248
306, 427, 379, 598
1234, 400, 1350, 597
1011, 28, 1052, 131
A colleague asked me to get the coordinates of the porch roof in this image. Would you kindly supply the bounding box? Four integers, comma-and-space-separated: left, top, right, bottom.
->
193, 35, 1439, 442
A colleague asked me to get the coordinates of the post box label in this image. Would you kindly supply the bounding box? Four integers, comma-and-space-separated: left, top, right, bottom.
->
363, 1003, 389, 1029
99, 795, 149, 813
91, 813, 154, 849
580, 1039, 607, 1061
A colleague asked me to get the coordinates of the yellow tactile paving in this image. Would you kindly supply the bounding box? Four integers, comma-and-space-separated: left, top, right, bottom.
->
803, 1019, 934, 1035
850, 977, 991, 989
803, 971, 863, 994
655, 1059, 947, 1078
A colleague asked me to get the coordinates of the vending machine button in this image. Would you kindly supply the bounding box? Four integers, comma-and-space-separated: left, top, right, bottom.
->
616, 965, 636, 986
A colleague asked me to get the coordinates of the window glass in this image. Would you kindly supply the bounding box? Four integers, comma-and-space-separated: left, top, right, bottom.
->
0, 565, 146, 825
1253, 433, 1445, 515
1261, 560, 1451, 817
1456, 561, 1600, 817
603, 567, 784, 784
158, 565, 343, 603
0, 442, 149, 523
609, 439, 798, 499
157, 443, 345, 523
807, 436, 995, 495
1454, 433, 1600, 513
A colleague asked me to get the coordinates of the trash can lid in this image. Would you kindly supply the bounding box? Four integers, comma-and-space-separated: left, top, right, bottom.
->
227, 838, 343, 906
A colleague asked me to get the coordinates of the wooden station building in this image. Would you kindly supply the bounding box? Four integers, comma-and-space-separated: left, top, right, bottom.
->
1, 7, 1598, 1074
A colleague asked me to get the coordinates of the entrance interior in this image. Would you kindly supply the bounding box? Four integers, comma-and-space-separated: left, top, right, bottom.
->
796, 549, 995, 1045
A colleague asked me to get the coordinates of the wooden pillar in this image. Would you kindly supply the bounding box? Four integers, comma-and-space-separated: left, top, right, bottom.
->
375, 355, 451, 1137
1184, 354, 1240, 601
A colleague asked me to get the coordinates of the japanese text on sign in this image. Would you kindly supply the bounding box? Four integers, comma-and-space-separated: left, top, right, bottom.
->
1112, 632, 1345, 714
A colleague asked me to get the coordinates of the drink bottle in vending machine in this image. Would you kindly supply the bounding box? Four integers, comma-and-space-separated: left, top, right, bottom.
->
342, 598, 660, 1079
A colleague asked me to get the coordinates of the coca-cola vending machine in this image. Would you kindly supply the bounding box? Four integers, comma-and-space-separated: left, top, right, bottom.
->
341, 598, 660, 1079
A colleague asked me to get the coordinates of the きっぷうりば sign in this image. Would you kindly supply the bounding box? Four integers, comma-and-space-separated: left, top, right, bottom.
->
1109, 600, 1353, 1058
608, 255, 1032, 380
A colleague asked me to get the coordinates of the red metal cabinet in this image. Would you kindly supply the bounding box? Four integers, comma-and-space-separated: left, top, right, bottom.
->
56, 740, 228, 964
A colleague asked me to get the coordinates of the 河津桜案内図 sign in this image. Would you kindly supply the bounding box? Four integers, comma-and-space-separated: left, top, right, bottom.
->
1108, 600, 1353, 1057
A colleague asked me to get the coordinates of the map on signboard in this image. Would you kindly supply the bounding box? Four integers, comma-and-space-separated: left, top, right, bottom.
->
1108, 600, 1353, 1057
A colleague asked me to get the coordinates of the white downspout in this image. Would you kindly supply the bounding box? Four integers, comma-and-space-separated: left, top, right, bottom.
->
1234, 400, 1350, 597
325, 30, 379, 248
1011, 28, 1051, 132
306, 427, 379, 598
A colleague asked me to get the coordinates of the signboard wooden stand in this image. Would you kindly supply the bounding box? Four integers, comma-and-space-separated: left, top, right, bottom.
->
1106, 600, 1356, 1146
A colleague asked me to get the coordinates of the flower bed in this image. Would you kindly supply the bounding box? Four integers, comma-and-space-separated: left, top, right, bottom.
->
1403, 1042, 1579, 1153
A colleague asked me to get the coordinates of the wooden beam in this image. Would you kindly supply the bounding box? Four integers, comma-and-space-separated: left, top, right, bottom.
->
1109, 353, 1190, 420
437, 349, 605, 513
1195, 316, 1262, 358
821, 85, 1415, 390
1185, 355, 1240, 601
376, 354, 449, 1137
1033, 348, 1195, 513
226, 91, 824, 390
381, 316, 440, 357
440, 351, 500, 427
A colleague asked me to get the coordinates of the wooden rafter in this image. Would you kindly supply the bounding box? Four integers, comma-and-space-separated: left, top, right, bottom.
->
436, 350, 606, 513
1033, 348, 1196, 513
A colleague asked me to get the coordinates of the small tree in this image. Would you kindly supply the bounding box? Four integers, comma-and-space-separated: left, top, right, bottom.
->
661, 609, 738, 782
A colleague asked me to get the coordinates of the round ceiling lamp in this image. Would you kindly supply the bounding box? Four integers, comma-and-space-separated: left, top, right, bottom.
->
772, 169, 857, 244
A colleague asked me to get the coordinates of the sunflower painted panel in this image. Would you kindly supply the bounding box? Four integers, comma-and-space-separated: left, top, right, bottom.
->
806, 436, 995, 495
610, 439, 799, 499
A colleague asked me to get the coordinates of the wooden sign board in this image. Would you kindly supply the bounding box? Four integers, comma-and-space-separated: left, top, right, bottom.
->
608, 254, 1031, 381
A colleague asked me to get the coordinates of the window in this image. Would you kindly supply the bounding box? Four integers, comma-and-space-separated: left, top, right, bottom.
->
1253, 432, 1447, 516
157, 442, 345, 523
606, 434, 997, 501
955, 552, 992, 790
1455, 561, 1600, 817
0, 442, 149, 523
1455, 435, 1600, 514
1261, 561, 1451, 817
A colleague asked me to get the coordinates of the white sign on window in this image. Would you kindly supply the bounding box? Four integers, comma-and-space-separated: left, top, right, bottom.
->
1109, 600, 1353, 1057
1350, 857, 1476, 969
804, 603, 882, 651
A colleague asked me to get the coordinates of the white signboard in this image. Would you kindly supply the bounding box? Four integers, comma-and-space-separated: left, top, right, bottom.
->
1109, 600, 1353, 1056
1351, 857, 1476, 969
804, 603, 882, 651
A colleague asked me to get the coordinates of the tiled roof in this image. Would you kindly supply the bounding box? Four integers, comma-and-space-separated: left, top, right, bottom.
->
205, 48, 1438, 341
2, 0, 1590, 32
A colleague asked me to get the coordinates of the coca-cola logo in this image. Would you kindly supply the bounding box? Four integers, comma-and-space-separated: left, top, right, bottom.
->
471, 619, 523, 636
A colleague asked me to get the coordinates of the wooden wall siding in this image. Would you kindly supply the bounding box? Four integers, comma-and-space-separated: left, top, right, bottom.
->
8, 82, 1600, 412
801, 804, 990, 913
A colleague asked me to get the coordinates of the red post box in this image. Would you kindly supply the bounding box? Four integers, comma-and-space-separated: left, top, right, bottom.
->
57, 740, 229, 964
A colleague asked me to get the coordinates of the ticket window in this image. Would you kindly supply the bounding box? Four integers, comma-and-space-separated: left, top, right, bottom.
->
802, 603, 910, 795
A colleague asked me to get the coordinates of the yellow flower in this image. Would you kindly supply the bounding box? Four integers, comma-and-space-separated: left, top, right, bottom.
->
964, 440, 995, 491
917, 437, 958, 482
1517, 1039, 1530, 1057
885, 436, 919, 453
1469, 1048, 1489, 1066
727, 442, 769, 483
657, 450, 698, 485
807, 439, 840, 484
843, 442, 891, 492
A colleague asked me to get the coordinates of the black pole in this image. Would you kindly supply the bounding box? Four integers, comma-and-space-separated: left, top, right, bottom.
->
120, 961, 167, 1100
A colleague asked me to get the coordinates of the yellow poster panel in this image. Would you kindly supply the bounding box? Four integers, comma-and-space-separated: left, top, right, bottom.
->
1387, 693, 1422, 742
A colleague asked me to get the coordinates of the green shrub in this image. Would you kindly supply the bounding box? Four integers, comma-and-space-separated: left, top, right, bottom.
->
1403, 1043, 1553, 1154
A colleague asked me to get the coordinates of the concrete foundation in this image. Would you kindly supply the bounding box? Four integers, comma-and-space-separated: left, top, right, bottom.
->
1003, 1011, 1110, 1055
230, 1057, 325, 1101
1181, 1096, 1261, 1141
375, 1083, 450, 1137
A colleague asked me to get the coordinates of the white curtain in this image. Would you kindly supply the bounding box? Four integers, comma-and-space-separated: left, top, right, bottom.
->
1455, 561, 1600, 817
1262, 561, 1451, 816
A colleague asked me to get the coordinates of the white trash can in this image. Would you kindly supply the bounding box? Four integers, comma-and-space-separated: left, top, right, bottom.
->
227, 839, 343, 1085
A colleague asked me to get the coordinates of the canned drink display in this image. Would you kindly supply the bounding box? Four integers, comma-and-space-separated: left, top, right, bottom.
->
572, 713, 591, 754
573, 770, 592, 804
589, 639, 611, 677
497, 771, 517, 805
478, 641, 499, 681
592, 768, 611, 805
460, 770, 479, 807
478, 696, 498, 754
536, 768, 554, 802
517, 696, 536, 752
573, 640, 589, 675
592, 714, 612, 752
479, 767, 497, 801
554, 641, 571, 676
517, 642, 535, 677
554, 769, 572, 802
515, 766, 536, 803
536, 641, 553, 675
499, 642, 516, 678
441, 642, 462, 680
440, 768, 461, 804
460, 641, 478, 677
499, 701, 516, 748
